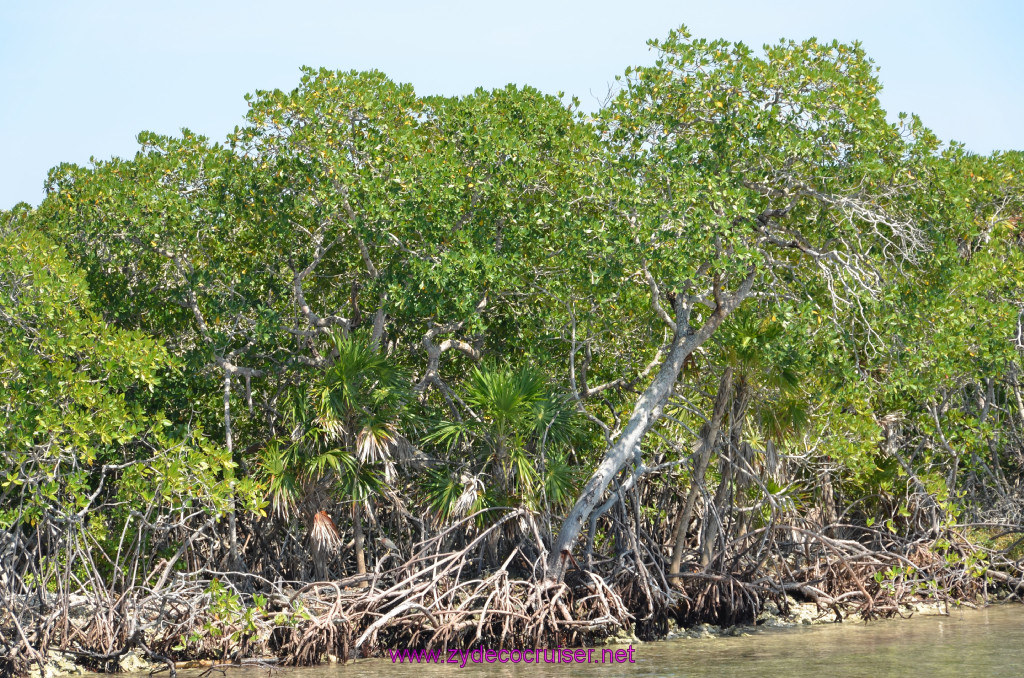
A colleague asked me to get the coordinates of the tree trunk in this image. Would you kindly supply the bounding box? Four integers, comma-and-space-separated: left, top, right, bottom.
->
353, 503, 367, 588
669, 367, 733, 579
701, 377, 749, 567
545, 270, 754, 580
223, 372, 240, 571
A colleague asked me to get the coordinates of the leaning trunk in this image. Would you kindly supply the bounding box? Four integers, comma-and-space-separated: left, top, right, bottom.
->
546, 279, 755, 579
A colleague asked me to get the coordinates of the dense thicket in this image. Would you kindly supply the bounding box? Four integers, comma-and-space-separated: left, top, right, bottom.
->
3, 26, 1023, 676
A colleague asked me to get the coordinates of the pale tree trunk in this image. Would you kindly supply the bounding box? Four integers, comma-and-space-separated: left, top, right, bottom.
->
353, 503, 368, 588
1010, 367, 1024, 425
546, 270, 755, 580
669, 367, 733, 579
223, 372, 240, 571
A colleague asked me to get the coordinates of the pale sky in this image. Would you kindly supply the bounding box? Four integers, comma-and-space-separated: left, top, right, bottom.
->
2, 0, 1022, 209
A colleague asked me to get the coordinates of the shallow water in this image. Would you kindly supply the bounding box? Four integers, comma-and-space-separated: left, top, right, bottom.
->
175, 604, 1024, 677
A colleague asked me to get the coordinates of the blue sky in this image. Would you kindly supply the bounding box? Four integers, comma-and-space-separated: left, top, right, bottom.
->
2, 0, 1021, 209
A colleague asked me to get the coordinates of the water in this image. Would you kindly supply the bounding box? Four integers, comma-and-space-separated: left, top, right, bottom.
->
176, 605, 1024, 678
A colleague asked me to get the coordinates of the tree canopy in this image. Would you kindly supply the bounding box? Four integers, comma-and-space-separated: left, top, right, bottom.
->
3, 24, 1023, 674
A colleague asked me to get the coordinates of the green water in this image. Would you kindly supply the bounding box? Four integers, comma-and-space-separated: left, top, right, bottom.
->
179, 604, 1024, 677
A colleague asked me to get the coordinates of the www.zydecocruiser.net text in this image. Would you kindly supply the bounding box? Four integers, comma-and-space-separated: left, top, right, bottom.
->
390, 646, 637, 666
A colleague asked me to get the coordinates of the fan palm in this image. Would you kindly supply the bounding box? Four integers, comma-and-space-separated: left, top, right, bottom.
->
422, 365, 579, 523
261, 333, 410, 581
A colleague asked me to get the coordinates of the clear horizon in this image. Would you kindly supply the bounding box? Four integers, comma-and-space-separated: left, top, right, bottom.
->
2, 0, 1022, 209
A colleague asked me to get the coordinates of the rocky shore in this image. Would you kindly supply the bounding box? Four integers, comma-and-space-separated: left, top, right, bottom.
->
27, 595, 1007, 678
597, 596, 961, 646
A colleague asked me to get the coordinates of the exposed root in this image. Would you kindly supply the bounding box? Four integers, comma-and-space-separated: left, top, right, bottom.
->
2, 505, 1022, 677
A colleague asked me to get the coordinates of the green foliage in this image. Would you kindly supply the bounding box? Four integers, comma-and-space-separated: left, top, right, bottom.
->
0, 207, 254, 615
0, 208, 237, 529
5, 24, 1023, 603
423, 365, 580, 518
262, 334, 410, 517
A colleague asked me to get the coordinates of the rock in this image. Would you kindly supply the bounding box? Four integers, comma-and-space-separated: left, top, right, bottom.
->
601, 625, 641, 645
606, 633, 641, 645
722, 626, 753, 637
758, 615, 795, 628
119, 651, 156, 673
756, 599, 799, 628
788, 602, 823, 625
909, 599, 949, 616
686, 623, 721, 639
27, 651, 86, 678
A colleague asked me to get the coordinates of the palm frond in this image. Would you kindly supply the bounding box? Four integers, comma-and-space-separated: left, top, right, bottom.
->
541, 448, 578, 508
422, 466, 483, 523
309, 509, 342, 551
423, 420, 475, 452
356, 423, 397, 464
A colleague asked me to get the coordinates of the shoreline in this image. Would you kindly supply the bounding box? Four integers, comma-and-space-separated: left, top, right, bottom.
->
604, 595, 972, 646
28, 595, 1021, 678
